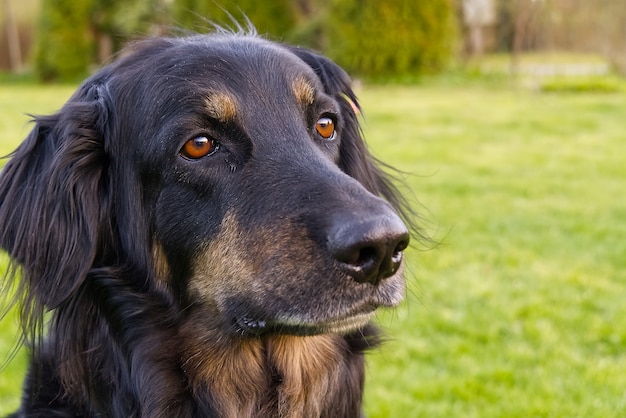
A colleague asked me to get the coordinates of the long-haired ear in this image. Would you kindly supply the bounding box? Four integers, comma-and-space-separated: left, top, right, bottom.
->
0, 81, 112, 318
288, 47, 414, 224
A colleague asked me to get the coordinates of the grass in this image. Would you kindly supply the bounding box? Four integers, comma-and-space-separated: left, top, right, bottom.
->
1, 82, 626, 416
359, 85, 626, 417
540, 76, 626, 93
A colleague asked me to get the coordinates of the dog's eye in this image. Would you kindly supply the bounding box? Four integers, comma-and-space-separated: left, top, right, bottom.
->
315, 117, 336, 140
180, 136, 219, 159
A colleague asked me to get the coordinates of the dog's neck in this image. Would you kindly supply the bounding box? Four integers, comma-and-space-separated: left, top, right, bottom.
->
180, 323, 365, 418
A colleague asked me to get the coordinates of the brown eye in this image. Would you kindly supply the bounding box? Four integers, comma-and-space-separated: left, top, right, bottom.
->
181, 136, 218, 159
315, 117, 336, 140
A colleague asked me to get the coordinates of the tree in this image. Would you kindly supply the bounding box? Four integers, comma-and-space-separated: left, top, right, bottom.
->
172, 0, 296, 41
33, 0, 460, 81
2, 0, 23, 73
324, 0, 459, 79
35, 0, 94, 81
462, 0, 497, 56
34, 0, 170, 81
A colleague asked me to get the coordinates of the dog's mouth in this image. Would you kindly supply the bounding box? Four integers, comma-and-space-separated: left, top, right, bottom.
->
226, 269, 406, 338
235, 307, 377, 337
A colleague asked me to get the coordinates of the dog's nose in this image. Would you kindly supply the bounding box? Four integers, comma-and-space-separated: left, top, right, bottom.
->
328, 213, 409, 285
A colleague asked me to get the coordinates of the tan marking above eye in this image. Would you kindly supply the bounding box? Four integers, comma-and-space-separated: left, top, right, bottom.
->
315, 117, 335, 140
181, 136, 218, 159
204, 92, 238, 122
293, 77, 315, 106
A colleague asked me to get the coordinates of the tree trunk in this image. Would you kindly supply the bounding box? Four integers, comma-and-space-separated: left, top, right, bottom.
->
2, 0, 23, 73
510, 0, 525, 75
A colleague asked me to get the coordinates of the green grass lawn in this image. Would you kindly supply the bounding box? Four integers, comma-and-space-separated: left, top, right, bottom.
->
1, 83, 625, 416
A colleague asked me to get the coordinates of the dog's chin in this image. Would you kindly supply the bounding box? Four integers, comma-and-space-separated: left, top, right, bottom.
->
235, 309, 377, 337
229, 274, 406, 337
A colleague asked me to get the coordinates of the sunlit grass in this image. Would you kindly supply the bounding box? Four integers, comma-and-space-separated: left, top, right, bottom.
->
0, 85, 75, 156
1, 83, 625, 416
360, 85, 626, 417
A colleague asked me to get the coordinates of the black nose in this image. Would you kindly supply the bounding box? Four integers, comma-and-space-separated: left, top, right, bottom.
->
328, 213, 410, 285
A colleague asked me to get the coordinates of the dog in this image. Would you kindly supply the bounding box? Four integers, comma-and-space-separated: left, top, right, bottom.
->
0, 29, 412, 417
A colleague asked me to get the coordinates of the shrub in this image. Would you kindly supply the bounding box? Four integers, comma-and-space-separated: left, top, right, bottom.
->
540, 76, 626, 94
324, 0, 459, 80
173, 0, 296, 41
35, 0, 95, 82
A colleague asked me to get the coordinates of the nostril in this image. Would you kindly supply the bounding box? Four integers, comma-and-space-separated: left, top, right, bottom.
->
393, 237, 409, 257
350, 246, 379, 278
334, 243, 382, 284
393, 235, 409, 255
356, 247, 377, 267
382, 236, 409, 279
333, 244, 378, 274
387, 240, 408, 277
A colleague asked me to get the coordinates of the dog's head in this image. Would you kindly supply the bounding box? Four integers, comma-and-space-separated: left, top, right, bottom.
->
0, 34, 410, 338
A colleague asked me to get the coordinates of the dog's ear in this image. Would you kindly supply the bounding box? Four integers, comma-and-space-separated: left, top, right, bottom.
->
0, 81, 112, 310
288, 47, 408, 216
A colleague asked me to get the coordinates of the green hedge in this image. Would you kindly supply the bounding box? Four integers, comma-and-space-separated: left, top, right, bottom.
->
540, 76, 626, 94
173, 0, 296, 41
35, 0, 95, 82
33, 0, 459, 82
325, 0, 458, 80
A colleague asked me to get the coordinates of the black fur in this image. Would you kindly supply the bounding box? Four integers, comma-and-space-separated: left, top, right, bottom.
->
1, 33, 411, 417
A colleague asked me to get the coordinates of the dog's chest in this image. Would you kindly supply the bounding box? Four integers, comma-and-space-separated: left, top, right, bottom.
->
180, 330, 362, 417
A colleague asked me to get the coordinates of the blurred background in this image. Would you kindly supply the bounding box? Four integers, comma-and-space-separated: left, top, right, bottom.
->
1, 0, 626, 83
1, 1, 626, 417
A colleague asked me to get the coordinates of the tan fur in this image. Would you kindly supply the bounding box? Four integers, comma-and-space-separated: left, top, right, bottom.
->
183, 213, 266, 417
188, 212, 257, 304
268, 335, 343, 418
181, 320, 267, 417
292, 77, 315, 107
204, 92, 238, 122
188, 211, 318, 311
183, 212, 361, 417
151, 240, 171, 285
181, 316, 346, 418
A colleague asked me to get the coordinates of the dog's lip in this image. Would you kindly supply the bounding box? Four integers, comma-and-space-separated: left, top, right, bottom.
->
278, 309, 376, 334
310, 311, 376, 334
235, 306, 377, 337
230, 276, 407, 337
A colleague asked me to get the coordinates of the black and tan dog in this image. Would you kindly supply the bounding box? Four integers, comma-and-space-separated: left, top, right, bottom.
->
0, 30, 412, 417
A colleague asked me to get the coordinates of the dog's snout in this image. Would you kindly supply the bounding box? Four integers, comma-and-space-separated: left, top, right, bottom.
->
328, 213, 409, 285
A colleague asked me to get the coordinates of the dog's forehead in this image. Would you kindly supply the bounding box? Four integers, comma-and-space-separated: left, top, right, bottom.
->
180, 36, 321, 103
125, 36, 322, 128
199, 75, 315, 123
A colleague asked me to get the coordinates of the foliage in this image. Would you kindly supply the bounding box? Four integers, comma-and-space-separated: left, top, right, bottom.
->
33, 0, 168, 82
172, 0, 297, 41
34, 0, 95, 81
324, 0, 459, 79
31, 0, 460, 81
540, 76, 626, 94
